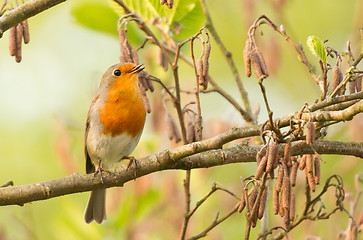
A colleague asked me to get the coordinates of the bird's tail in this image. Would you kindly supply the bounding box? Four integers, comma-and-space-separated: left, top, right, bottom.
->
84, 189, 107, 224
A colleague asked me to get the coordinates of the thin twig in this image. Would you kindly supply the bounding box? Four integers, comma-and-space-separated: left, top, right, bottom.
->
187, 204, 239, 240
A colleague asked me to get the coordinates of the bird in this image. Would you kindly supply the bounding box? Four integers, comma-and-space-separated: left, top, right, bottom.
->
84, 63, 146, 224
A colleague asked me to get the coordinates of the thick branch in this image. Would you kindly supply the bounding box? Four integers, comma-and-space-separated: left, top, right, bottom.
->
0, 0, 66, 37
0, 140, 361, 206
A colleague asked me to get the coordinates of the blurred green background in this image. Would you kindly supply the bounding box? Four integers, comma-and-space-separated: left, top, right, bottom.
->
0, 0, 362, 239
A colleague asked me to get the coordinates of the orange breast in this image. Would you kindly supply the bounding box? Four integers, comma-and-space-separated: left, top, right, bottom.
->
99, 77, 146, 137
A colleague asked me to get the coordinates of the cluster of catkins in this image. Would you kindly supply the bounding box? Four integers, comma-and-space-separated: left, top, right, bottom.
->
243, 38, 269, 79
118, 26, 154, 113
9, 19, 29, 63
238, 121, 321, 229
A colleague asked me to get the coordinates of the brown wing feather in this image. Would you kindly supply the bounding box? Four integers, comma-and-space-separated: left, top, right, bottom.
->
85, 95, 99, 174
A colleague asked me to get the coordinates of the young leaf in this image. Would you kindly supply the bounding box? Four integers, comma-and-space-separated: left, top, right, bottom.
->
306, 35, 327, 64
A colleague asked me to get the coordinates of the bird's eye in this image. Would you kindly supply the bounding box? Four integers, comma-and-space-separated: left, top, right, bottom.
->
113, 69, 121, 76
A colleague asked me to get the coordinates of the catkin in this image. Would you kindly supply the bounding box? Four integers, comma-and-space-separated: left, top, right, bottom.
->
290, 192, 295, 221
258, 188, 267, 219
243, 39, 252, 77
314, 155, 320, 185
238, 189, 246, 213
196, 56, 204, 85
165, 114, 181, 142
281, 176, 291, 211
254, 47, 269, 76
284, 142, 292, 167
202, 42, 211, 78
331, 65, 342, 94
15, 24, 23, 63
275, 166, 284, 192
305, 154, 315, 192
248, 188, 258, 214
138, 71, 150, 91
250, 50, 264, 79
139, 87, 151, 113
283, 209, 290, 229
273, 184, 280, 215
21, 20, 30, 44
256, 149, 264, 166
255, 156, 267, 180
157, 47, 168, 71
290, 160, 299, 187
9, 26, 17, 56
298, 155, 306, 170
266, 142, 278, 174
305, 121, 315, 145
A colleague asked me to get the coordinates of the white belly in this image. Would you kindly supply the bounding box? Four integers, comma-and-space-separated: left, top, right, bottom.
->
86, 123, 142, 169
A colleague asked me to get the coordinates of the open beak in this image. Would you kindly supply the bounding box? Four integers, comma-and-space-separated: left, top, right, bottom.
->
129, 64, 144, 74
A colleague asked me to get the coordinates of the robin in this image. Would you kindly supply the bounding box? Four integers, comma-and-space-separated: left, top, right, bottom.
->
84, 63, 146, 224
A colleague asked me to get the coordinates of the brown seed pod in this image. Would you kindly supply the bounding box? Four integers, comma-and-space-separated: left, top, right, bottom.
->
250, 50, 264, 79
255, 156, 267, 180
305, 154, 315, 192
356, 76, 362, 92
266, 142, 278, 174
21, 20, 30, 44
290, 160, 299, 187
243, 39, 252, 77
9, 25, 17, 56
314, 154, 320, 185
298, 155, 306, 170
275, 165, 284, 192
290, 192, 295, 221
305, 121, 315, 145
253, 47, 269, 76
283, 142, 292, 167
273, 185, 280, 215
258, 188, 267, 219
238, 189, 247, 213
165, 113, 181, 142
15, 23, 23, 63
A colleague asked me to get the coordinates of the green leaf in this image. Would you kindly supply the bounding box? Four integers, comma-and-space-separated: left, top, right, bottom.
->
306, 35, 327, 64
108, 0, 205, 39
71, 1, 120, 36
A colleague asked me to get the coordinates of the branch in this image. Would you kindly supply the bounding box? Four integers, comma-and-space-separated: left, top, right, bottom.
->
0, 140, 361, 206
0, 0, 66, 37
